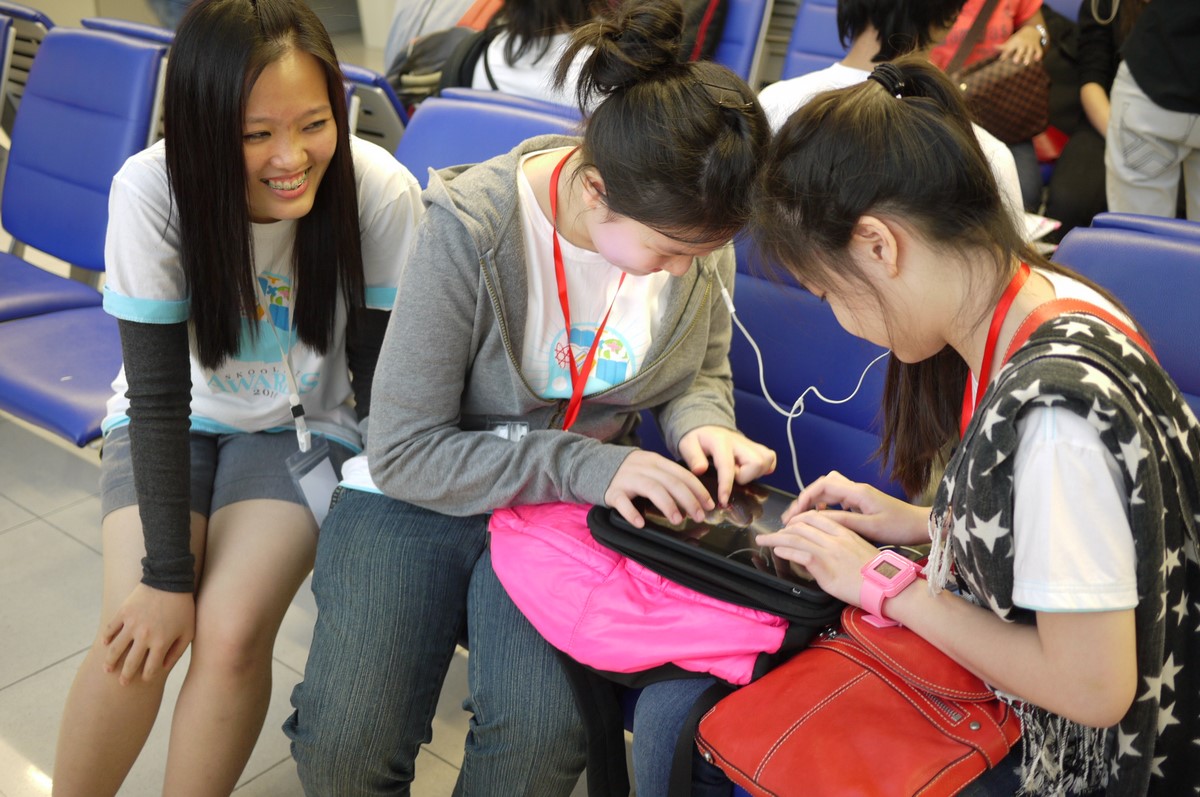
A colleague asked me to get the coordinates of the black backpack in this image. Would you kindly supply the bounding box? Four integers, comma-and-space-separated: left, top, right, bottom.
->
384, 23, 502, 111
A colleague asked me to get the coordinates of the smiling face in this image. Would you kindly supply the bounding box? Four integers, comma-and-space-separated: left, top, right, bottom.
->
242, 48, 337, 223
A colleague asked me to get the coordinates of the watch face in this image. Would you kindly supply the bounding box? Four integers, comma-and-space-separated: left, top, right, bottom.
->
873, 560, 901, 579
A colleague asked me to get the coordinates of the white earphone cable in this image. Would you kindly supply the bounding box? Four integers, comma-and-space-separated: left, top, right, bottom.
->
715, 273, 890, 492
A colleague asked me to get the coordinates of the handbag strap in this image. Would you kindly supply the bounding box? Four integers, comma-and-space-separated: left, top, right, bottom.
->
946, 0, 1005, 74
1003, 297, 1157, 365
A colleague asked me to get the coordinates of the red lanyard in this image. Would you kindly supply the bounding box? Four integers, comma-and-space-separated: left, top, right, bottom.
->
959, 262, 1030, 436
549, 148, 625, 431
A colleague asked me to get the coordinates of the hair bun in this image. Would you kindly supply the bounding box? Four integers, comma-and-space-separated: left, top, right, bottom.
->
574, 0, 685, 97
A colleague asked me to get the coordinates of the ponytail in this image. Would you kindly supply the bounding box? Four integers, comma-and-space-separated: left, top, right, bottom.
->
752, 56, 1028, 496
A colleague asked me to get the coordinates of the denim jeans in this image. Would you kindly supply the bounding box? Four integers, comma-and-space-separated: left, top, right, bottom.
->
957, 743, 1105, 797
956, 747, 1023, 797
283, 489, 587, 796
632, 677, 733, 797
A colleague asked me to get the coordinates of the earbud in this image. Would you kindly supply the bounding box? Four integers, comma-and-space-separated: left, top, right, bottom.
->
712, 268, 890, 492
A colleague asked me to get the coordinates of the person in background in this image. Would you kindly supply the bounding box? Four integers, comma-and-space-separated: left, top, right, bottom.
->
51, 0, 423, 793
469, 0, 603, 108
1043, 0, 1147, 240
931, 0, 1050, 212
383, 0, 479, 73
758, 0, 1027, 231
1104, 0, 1200, 221
283, 1, 775, 795
147, 0, 191, 29
753, 55, 1199, 796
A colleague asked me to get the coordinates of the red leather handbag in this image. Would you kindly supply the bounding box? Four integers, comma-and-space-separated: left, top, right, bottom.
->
695, 606, 1022, 797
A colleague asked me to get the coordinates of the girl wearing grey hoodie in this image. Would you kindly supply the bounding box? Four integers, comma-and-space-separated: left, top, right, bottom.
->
286, 2, 773, 794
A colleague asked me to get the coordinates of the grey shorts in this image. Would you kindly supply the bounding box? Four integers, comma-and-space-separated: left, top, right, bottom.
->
99, 425, 355, 519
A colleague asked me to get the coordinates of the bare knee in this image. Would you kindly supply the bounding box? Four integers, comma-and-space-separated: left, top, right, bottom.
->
189, 618, 273, 680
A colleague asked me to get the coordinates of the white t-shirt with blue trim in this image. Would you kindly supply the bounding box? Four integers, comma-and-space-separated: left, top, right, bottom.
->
101, 136, 423, 452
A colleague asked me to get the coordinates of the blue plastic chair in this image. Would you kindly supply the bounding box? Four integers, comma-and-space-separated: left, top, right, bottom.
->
0, 307, 123, 444
641, 237, 901, 498
712, 0, 770, 83
0, 0, 52, 134
1089, 212, 1200, 243
80, 16, 175, 45
1053, 224, 1200, 418
340, 61, 409, 155
780, 0, 847, 80
0, 27, 168, 445
395, 95, 577, 188
437, 86, 582, 121
79, 17, 171, 143
727, 271, 899, 497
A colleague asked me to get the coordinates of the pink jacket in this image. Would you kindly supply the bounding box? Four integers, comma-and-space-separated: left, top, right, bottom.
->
488, 502, 788, 685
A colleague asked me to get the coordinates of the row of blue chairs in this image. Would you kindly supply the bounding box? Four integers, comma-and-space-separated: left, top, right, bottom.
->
0, 24, 163, 445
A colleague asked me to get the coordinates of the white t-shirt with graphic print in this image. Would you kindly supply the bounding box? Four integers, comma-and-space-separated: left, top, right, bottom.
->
101, 136, 423, 452
516, 148, 671, 401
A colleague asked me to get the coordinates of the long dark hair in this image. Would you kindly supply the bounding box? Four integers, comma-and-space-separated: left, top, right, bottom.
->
165, 0, 363, 370
496, 0, 602, 64
751, 56, 1132, 497
837, 0, 967, 61
553, 0, 769, 245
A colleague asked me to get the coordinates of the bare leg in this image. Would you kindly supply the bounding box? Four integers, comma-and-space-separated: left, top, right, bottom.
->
53, 507, 208, 797
162, 499, 316, 797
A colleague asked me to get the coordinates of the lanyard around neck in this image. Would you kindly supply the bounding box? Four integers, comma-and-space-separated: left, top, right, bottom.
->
959, 262, 1030, 437
257, 278, 311, 452
549, 147, 625, 432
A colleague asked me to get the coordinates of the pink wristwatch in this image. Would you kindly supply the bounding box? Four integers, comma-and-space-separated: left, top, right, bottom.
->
859, 550, 922, 628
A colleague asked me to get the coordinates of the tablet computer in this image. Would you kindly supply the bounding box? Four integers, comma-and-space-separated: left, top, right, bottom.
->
610, 470, 818, 594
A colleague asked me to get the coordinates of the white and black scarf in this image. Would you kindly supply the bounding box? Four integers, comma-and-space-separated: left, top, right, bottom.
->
926, 314, 1200, 796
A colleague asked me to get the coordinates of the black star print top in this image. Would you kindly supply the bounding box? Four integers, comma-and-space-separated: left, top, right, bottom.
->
928, 313, 1200, 796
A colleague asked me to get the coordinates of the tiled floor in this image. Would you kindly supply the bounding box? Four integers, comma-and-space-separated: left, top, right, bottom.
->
0, 411, 502, 797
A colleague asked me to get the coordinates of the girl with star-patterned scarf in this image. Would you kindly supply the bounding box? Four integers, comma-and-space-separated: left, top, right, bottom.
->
749, 55, 1200, 796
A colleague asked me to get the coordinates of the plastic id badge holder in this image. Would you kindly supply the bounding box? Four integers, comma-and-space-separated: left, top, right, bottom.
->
287, 436, 338, 529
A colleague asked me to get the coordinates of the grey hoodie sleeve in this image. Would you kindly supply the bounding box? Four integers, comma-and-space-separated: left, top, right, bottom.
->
367, 202, 630, 516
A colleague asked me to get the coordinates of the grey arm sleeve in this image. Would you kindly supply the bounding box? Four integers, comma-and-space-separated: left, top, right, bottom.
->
117, 318, 195, 592
345, 308, 390, 422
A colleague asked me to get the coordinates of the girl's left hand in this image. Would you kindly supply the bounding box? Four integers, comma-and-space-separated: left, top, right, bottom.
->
998, 25, 1044, 65
756, 510, 880, 607
678, 426, 776, 506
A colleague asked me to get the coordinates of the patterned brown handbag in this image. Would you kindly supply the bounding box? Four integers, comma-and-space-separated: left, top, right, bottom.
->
951, 54, 1051, 144
944, 0, 1050, 144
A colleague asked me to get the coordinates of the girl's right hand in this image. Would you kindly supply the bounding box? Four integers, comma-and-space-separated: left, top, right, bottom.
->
102, 583, 195, 686
783, 470, 930, 546
605, 449, 715, 529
